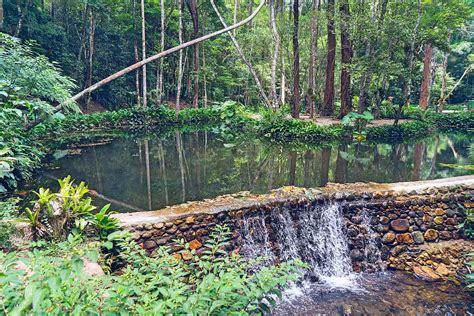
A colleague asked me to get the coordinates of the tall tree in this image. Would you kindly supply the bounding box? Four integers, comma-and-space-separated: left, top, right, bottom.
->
321, 0, 335, 116
156, 0, 165, 106
85, 7, 95, 109
339, 0, 352, 118
187, 0, 199, 108
419, 43, 433, 109
176, 0, 183, 111
140, 0, 147, 107
269, 0, 280, 109
306, 0, 318, 118
291, 0, 300, 118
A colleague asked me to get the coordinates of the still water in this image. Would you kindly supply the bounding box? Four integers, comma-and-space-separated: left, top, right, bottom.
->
36, 131, 472, 212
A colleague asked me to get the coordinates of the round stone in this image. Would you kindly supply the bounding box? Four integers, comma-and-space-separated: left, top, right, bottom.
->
390, 219, 410, 232
434, 216, 444, 225
396, 233, 414, 244
412, 231, 424, 244
424, 229, 439, 242
382, 232, 396, 244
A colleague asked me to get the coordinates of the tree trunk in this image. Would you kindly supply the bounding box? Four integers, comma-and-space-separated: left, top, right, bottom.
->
438, 50, 449, 112
396, 0, 422, 124
419, 43, 433, 110
188, 0, 199, 108
85, 9, 95, 109
288, 151, 297, 186
133, 0, 141, 106
280, 53, 286, 105
0, 0, 3, 29
202, 45, 208, 108
307, 0, 318, 118
269, 0, 280, 109
75, 1, 89, 87
210, 0, 271, 108
156, 0, 165, 106
248, 0, 253, 28
339, 0, 352, 118
176, 0, 183, 111
140, 0, 147, 107
321, 0, 335, 116
291, 0, 300, 118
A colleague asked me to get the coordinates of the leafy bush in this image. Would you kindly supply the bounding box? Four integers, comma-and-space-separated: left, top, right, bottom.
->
366, 120, 433, 142
21, 176, 119, 241
431, 112, 474, 131
0, 198, 20, 250
342, 111, 374, 141
0, 33, 78, 116
0, 225, 304, 314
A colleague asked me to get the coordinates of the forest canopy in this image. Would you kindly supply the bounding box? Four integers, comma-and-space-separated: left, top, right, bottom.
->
1, 0, 472, 117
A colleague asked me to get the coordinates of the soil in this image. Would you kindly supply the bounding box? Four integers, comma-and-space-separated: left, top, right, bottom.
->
298, 114, 412, 126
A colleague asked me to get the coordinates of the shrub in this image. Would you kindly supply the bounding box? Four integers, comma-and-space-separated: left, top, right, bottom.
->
0, 225, 304, 314
21, 176, 119, 241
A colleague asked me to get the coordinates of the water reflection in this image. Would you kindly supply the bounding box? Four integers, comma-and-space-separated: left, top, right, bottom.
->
38, 132, 472, 212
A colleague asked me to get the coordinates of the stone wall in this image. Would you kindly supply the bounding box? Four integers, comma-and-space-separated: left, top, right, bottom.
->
115, 176, 474, 278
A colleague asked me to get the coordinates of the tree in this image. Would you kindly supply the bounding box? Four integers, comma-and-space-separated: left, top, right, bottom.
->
140, 0, 147, 107
291, 0, 300, 119
321, 0, 335, 116
176, 0, 183, 111
339, 0, 352, 118
187, 0, 199, 108
419, 42, 433, 109
307, 0, 319, 118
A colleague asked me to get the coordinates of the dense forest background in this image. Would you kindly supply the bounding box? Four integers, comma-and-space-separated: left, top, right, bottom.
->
0, 0, 472, 117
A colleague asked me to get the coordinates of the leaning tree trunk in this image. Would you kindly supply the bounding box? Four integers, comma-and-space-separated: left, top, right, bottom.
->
140, 0, 147, 107
291, 0, 300, 118
321, 0, 335, 116
419, 43, 433, 110
339, 0, 352, 118
26, 0, 267, 128
188, 0, 199, 108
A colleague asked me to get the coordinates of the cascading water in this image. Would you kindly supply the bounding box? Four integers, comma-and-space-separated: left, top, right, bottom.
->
237, 202, 379, 288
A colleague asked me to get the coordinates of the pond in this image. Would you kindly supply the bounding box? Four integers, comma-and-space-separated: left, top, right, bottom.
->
35, 131, 473, 212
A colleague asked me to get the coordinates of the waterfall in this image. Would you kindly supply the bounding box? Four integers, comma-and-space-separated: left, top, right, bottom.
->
237, 202, 378, 287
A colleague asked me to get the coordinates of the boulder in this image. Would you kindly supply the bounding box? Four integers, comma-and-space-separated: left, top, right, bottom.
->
424, 229, 439, 242
390, 219, 410, 232
413, 266, 440, 281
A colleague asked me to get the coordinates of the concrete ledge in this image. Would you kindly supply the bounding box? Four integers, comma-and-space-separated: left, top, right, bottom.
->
113, 175, 474, 227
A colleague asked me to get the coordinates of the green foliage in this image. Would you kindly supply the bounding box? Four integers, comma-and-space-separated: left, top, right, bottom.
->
458, 203, 474, 288
342, 111, 374, 141
366, 120, 434, 142
0, 225, 304, 314
0, 197, 20, 251
21, 176, 119, 241
431, 112, 474, 131
0, 33, 78, 116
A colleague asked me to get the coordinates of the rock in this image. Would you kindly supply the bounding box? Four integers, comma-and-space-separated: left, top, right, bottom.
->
189, 239, 202, 250
156, 238, 168, 246
412, 231, 424, 244
379, 216, 390, 224
83, 260, 104, 277
141, 231, 153, 239
390, 219, 410, 232
424, 229, 439, 242
434, 216, 444, 225
435, 264, 449, 276
391, 245, 407, 256
435, 208, 445, 216
423, 215, 432, 223
444, 218, 457, 225
382, 232, 396, 244
413, 266, 440, 281
185, 216, 195, 224
143, 240, 157, 249
439, 231, 452, 240
153, 223, 164, 229
388, 213, 399, 220
350, 249, 364, 261
396, 233, 414, 244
